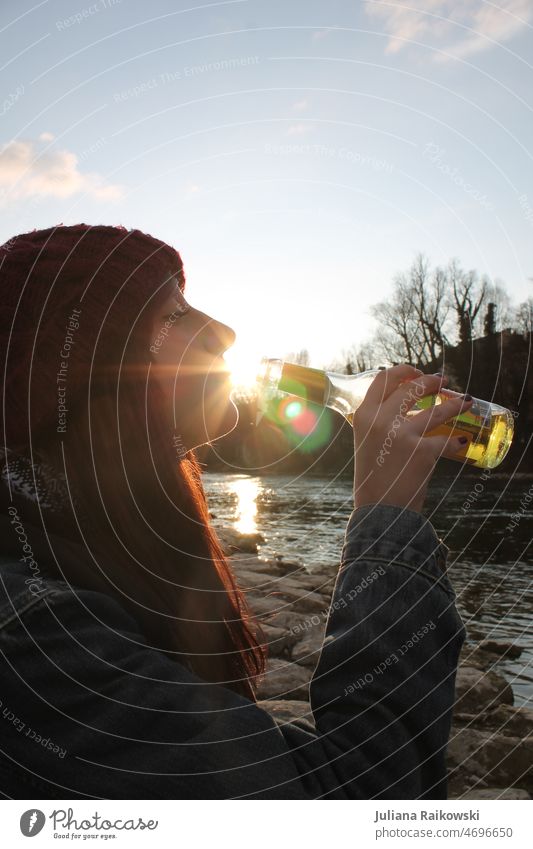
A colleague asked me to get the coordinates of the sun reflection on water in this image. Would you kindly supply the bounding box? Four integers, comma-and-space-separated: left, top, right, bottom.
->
231, 476, 260, 535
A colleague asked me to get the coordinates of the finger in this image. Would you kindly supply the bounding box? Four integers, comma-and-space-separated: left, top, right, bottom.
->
409, 392, 474, 436
432, 433, 472, 462
381, 373, 448, 418
365, 364, 423, 407
441, 434, 471, 461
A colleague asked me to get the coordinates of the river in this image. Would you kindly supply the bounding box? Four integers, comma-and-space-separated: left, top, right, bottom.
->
204, 470, 533, 706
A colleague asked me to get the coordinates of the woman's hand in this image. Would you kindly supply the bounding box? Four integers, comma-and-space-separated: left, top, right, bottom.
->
353, 364, 473, 514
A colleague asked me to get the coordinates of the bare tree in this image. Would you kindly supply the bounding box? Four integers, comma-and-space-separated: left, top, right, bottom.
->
482, 280, 513, 332
329, 257, 518, 375
448, 260, 487, 343
370, 327, 411, 366
410, 257, 450, 361
370, 254, 450, 366
370, 280, 419, 364
283, 348, 310, 366
515, 298, 533, 336
354, 341, 381, 372
484, 302, 497, 336
337, 342, 381, 373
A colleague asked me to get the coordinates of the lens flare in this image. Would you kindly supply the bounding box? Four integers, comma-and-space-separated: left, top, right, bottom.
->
264, 394, 332, 452
292, 408, 317, 435
285, 400, 303, 419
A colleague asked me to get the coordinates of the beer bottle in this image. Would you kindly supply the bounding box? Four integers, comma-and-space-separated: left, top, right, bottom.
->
258, 358, 514, 469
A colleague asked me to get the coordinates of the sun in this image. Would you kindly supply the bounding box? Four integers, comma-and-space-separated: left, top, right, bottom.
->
224, 344, 262, 393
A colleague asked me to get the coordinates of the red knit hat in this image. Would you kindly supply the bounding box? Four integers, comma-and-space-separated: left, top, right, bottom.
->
0, 224, 184, 448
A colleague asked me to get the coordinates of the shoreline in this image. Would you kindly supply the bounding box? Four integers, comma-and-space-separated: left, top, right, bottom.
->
221, 526, 533, 801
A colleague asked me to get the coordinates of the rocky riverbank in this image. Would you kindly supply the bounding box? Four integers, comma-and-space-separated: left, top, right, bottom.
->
220, 527, 533, 800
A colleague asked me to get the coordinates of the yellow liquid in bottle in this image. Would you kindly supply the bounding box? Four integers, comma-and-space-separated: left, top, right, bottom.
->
270, 361, 514, 469
408, 392, 514, 469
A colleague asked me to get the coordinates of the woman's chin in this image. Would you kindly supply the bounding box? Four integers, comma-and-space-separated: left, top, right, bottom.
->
190, 395, 239, 450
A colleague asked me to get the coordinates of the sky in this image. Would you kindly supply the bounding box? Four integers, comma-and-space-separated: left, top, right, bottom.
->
1, 0, 532, 380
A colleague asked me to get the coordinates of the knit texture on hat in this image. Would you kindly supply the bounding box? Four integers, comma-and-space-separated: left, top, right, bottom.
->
0, 224, 183, 448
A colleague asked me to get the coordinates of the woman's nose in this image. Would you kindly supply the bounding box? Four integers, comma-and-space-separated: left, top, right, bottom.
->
202, 314, 236, 353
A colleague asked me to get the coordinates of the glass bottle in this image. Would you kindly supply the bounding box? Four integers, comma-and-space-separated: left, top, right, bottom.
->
257, 358, 514, 469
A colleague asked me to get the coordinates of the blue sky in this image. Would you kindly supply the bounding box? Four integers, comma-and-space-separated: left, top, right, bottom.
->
1, 0, 532, 373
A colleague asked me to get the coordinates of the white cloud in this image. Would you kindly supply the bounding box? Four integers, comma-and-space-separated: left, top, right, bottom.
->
293, 98, 309, 112
39, 131, 55, 142
365, 0, 533, 60
312, 28, 333, 42
287, 123, 315, 136
0, 138, 123, 202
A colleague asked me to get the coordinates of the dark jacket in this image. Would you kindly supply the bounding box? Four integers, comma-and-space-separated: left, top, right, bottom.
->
0, 498, 465, 800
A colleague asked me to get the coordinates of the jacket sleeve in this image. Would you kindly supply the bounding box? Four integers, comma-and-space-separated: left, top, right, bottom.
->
304, 502, 466, 798
0, 503, 465, 800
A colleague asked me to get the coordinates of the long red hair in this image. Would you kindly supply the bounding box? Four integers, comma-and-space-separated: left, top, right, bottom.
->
0, 224, 266, 700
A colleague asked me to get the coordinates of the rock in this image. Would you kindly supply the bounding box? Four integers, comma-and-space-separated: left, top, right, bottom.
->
457, 647, 491, 671
218, 528, 265, 554
240, 556, 288, 576
277, 574, 335, 594
230, 551, 264, 566
274, 586, 328, 614
245, 594, 288, 617
291, 628, 327, 668
265, 558, 305, 576
454, 704, 533, 738
245, 588, 328, 620
477, 640, 523, 660
447, 775, 487, 799
235, 567, 321, 592
460, 639, 523, 670
454, 665, 514, 714
234, 569, 282, 590
447, 728, 533, 793
234, 567, 335, 611
461, 787, 531, 800
258, 623, 299, 658
315, 580, 336, 598
262, 609, 318, 634
256, 658, 312, 701
257, 699, 314, 727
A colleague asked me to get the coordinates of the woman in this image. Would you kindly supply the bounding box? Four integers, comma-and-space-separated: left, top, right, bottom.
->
0, 224, 471, 799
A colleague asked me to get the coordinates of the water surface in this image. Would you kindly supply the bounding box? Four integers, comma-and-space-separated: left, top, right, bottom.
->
204, 471, 533, 706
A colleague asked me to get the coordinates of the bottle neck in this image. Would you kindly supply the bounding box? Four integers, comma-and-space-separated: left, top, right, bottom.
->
258, 358, 384, 421
278, 361, 383, 417
278, 362, 329, 405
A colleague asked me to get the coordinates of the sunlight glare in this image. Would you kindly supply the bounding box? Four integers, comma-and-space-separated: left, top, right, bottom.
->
231, 476, 259, 535
225, 345, 262, 392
